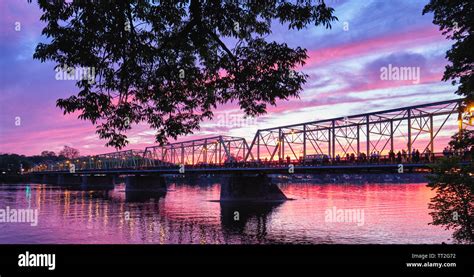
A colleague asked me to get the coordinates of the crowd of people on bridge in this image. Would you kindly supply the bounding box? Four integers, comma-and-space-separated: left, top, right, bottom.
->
442, 146, 474, 160
63, 145, 473, 171
182, 146, 474, 169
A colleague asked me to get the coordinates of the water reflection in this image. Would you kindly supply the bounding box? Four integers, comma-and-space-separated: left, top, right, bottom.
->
0, 179, 454, 244
220, 202, 282, 242
124, 190, 167, 203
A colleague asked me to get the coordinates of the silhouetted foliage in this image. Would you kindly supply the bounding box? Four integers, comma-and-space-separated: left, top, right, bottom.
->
0, 153, 67, 175
0, 154, 32, 174
427, 130, 474, 243
449, 129, 474, 151
41, 150, 57, 157
30, 0, 337, 148
58, 146, 80, 159
423, 0, 474, 103
423, 0, 474, 243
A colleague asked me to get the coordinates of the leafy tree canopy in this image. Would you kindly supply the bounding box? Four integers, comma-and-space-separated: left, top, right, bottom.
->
41, 150, 57, 157
423, 0, 474, 104
427, 130, 474, 243
428, 155, 474, 243
58, 145, 80, 159
449, 129, 474, 151
31, 0, 337, 148
424, 0, 474, 244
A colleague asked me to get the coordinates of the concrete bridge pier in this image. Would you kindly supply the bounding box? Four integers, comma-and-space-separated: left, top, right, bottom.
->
28, 174, 43, 183
220, 174, 288, 202
41, 174, 59, 184
57, 174, 82, 185
125, 175, 167, 192
175, 174, 227, 186
112, 175, 124, 185
220, 201, 282, 232
81, 175, 114, 190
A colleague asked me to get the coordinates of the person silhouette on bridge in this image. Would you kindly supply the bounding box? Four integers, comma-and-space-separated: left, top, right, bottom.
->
397, 151, 402, 164
389, 150, 395, 162
424, 149, 431, 162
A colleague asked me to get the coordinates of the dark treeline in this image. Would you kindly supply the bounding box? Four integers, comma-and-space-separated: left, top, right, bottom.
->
0, 146, 80, 175
0, 153, 66, 175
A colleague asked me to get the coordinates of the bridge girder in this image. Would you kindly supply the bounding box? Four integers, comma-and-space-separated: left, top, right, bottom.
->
244, 99, 471, 162
142, 135, 252, 166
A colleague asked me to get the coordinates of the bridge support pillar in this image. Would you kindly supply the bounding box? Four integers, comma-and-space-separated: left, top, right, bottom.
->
112, 175, 123, 185
81, 175, 114, 190
41, 174, 59, 184
125, 175, 167, 192
29, 174, 43, 183
221, 174, 288, 202
57, 174, 82, 185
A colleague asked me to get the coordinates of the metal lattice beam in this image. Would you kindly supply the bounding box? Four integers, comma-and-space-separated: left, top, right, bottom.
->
142, 135, 251, 166
244, 99, 469, 162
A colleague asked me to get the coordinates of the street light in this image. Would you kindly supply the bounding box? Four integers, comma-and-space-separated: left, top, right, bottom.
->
468, 105, 474, 125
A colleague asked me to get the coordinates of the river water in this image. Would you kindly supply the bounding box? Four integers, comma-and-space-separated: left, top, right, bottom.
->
0, 178, 453, 244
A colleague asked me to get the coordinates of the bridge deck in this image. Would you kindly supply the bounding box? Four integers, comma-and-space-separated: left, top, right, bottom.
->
30, 162, 439, 175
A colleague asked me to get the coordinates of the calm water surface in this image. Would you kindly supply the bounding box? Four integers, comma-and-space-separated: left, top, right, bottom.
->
0, 180, 453, 244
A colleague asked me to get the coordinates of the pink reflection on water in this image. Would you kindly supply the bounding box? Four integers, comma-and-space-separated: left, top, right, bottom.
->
275, 183, 452, 244
0, 182, 453, 244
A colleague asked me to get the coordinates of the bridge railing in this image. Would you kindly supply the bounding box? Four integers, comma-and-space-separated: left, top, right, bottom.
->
28, 150, 473, 173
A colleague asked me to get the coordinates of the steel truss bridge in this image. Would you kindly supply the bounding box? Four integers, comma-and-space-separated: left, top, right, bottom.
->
31, 99, 472, 173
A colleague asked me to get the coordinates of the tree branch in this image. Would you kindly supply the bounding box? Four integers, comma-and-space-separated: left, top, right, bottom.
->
204, 27, 238, 64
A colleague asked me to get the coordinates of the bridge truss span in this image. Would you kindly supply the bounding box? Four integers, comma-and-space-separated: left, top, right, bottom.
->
142, 135, 252, 167
243, 99, 469, 162
29, 99, 472, 172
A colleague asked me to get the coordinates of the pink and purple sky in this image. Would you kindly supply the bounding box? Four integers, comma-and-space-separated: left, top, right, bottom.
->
0, 0, 461, 156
